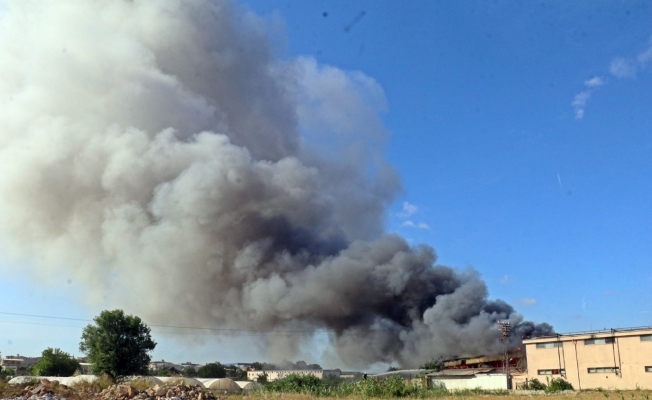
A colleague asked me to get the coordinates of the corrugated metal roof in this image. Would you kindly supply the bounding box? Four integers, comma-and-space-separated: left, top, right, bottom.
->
427, 368, 495, 377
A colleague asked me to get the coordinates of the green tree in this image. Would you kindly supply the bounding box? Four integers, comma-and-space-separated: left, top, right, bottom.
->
256, 372, 269, 383
252, 362, 263, 371
197, 363, 226, 378
79, 309, 156, 379
31, 348, 80, 377
183, 367, 198, 377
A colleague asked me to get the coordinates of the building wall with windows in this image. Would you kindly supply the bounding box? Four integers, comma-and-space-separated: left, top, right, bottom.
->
523, 328, 652, 390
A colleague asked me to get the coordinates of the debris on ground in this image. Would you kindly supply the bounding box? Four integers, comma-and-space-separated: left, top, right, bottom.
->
1, 380, 226, 400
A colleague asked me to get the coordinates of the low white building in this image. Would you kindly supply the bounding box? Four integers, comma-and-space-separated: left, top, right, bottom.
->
427, 369, 510, 390
247, 369, 340, 382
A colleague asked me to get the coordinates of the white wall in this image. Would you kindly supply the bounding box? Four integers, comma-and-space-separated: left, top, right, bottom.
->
430, 374, 509, 390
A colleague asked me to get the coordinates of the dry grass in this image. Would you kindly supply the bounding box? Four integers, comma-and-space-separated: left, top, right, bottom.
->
249, 391, 652, 400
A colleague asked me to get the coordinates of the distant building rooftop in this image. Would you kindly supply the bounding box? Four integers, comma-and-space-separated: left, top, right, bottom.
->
427, 368, 496, 377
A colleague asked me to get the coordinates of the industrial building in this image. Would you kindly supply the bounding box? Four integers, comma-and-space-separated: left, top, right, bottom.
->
521, 326, 652, 390
443, 351, 524, 371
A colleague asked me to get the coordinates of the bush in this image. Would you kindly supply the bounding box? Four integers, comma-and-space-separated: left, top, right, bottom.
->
521, 377, 573, 392
547, 377, 574, 392
31, 348, 80, 377
0, 368, 15, 380
523, 378, 547, 390
265, 373, 324, 395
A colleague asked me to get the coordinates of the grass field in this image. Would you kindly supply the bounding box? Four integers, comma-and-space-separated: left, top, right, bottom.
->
250, 392, 652, 400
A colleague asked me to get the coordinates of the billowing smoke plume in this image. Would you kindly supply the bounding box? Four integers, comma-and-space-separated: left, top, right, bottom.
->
0, 0, 551, 368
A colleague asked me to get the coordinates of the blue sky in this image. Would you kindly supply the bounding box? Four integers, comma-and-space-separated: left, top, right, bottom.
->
240, 0, 652, 331
1, 0, 652, 367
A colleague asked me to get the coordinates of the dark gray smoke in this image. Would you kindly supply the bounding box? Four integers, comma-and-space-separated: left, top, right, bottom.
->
0, 0, 552, 368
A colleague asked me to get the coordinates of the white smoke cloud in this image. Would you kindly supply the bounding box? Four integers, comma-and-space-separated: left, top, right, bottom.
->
519, 298, 537, 306
571, 76, 603, 120
0, 0, 549, 368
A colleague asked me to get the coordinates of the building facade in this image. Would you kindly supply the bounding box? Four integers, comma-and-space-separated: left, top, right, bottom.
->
522, 327, 652, 390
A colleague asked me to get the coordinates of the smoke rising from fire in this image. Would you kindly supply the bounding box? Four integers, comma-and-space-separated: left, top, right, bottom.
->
0, 0, 552, 368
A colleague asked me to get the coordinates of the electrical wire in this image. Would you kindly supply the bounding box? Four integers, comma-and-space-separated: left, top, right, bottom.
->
0, 311, 341, 336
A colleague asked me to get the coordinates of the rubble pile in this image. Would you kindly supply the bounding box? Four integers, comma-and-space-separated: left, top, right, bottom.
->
1, 378, 74, 400
1, 379, 226, 400
98, 384, 224, 400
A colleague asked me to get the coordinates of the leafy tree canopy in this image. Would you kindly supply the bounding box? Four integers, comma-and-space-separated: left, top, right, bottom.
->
197, 363, 226, 378
32, 348, 80, 377
79, 309, 156, 379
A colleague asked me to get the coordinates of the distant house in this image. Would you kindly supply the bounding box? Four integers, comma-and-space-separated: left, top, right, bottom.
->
149, 360, 182, 372
1, 355, 41, 372
223, 363, 254, 371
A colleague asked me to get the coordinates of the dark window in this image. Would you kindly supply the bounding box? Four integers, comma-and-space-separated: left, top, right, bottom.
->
587, 367, 619, 374
536, 342, 563, 349
640, 335, 652, 342
584, 338, 615, 345
538, 369, 565, 375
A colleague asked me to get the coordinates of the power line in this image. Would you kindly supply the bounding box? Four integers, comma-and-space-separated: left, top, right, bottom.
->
0, 311, 340, 336
0, 319, 84, 329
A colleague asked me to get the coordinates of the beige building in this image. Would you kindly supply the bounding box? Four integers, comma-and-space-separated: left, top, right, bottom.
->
247, 369, 340, 382
522, 327, 652, 390
1, 355, 41, 372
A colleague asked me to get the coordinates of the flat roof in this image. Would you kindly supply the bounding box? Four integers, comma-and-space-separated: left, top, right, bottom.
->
523, 326, 652, 343
427, 368, 496, 377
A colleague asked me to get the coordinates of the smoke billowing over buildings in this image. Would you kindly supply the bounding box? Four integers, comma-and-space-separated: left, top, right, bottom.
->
0, 0, 552, 368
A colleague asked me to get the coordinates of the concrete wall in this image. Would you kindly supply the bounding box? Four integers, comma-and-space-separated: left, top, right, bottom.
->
429, 374, 508, 390
523, 328, 652, 390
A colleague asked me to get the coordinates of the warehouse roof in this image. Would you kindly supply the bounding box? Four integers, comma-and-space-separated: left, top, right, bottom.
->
427, 368, 495, 377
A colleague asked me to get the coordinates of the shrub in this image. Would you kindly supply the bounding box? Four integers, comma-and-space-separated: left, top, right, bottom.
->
265, 373, 324, 395
523, 378, 547, 390
547, 377, 574, 392
31, 348, 80, 377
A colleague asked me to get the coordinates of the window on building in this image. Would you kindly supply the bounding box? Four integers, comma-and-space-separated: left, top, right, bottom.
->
536, 342, 563, 349
538, 369, 565, 375
645, 366, 652, 373
584, 338, 615, 345
587, 367, 620, 374
640, 335, 652, 342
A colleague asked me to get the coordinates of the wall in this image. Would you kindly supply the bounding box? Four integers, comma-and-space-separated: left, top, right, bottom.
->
429, 374, 508, 390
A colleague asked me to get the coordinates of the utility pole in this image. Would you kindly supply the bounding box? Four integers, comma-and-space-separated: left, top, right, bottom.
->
498, 320, 512, 389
